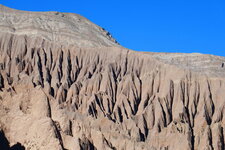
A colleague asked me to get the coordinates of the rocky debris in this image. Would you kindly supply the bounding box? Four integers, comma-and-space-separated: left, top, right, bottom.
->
1, 5, 225, 150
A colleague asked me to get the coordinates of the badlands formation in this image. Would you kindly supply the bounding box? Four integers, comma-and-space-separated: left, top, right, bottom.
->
1, 4, 225, 150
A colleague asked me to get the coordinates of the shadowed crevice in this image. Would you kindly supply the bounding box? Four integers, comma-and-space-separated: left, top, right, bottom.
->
0, 130, 25, 150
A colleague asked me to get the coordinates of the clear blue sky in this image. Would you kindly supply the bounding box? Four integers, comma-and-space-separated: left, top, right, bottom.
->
1, 0, 225, 56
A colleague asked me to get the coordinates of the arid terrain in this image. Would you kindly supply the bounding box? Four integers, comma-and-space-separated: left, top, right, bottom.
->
1, 5, 225, 150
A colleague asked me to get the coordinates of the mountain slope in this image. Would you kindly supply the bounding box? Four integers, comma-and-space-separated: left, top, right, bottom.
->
1, 5, 225, 150
0, 4, 119, 47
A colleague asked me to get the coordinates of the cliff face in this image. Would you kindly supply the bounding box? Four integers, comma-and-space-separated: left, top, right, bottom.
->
1, 5, 225, 150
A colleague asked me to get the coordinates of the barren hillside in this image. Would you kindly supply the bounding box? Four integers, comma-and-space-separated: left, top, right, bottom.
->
1, 5, 225, 150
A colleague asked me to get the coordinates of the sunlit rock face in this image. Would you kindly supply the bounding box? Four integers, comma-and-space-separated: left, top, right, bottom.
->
1, 5, 225, 150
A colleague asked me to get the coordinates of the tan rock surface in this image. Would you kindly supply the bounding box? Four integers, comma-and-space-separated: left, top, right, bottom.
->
1, 5, 225, 150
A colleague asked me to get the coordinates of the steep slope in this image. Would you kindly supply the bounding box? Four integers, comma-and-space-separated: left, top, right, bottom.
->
1, 5, 225, 150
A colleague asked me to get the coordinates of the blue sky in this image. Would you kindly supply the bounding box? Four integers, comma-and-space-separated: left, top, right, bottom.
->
1, 0, 225, 56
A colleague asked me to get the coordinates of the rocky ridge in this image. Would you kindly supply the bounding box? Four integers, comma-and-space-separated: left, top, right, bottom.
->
0, 4, 119, 47
1, 5, 225, 150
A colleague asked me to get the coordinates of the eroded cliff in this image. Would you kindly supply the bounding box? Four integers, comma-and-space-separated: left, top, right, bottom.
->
1, 5, 225, 150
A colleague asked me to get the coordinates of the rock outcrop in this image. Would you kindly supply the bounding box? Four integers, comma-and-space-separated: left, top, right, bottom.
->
1, 5, 225, 150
